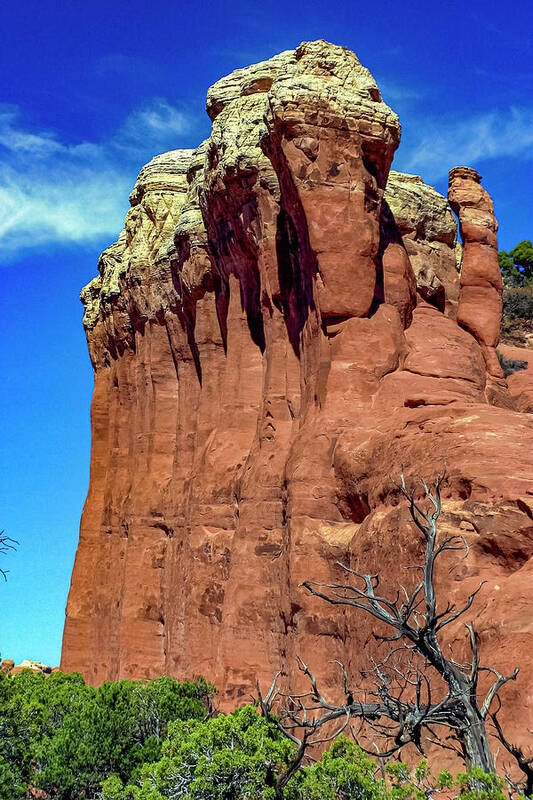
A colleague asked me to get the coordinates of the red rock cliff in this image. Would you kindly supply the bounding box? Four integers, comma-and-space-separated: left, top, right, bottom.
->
62, 41, 533, 746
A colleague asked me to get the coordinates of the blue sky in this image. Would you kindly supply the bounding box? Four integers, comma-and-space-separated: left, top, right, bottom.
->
1, 0, 532, 667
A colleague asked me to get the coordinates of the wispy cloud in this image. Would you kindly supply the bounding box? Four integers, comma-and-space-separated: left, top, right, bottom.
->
396, 105, 533, 181
0, 99, 196, 262
115, 98, 192, 157
0, 107, 63, 157
0, 158, 131, 256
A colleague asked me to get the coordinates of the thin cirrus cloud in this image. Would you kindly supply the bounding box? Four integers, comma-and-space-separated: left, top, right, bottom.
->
0, 99, 195, 262
397, 105, 533, 182
114, 100, 193, 157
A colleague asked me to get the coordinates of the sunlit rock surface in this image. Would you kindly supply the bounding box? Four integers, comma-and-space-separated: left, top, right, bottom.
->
62, 41, 533, 753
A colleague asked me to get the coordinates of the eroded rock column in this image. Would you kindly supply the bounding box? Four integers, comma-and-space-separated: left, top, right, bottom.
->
448, 167, 503, 386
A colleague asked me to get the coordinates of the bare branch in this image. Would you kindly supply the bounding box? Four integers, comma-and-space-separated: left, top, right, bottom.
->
273, 471, 517, 774
257, 671, 281, 715
481, 667, 519, 719
0, 531, 18, 581
492, 706, 533, 797
435, 582, 486, 632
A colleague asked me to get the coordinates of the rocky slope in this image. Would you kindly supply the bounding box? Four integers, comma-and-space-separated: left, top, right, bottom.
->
62, 40, 533, 750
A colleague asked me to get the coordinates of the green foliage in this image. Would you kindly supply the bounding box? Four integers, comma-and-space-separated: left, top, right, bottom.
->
499, 250, 525, 287
105, 704, 296, 800
386, 761, 506, 800
102, 773, 131, 799
0, 670, 528, 800
0, 669, 213, 800
0, 669, 91, 795
102, 721, 514, 800
456, 767, 506, 800
510, 241, 533, 279
0, 756, 25, 799
286, 736, 387, 800
499, 240, 533, 287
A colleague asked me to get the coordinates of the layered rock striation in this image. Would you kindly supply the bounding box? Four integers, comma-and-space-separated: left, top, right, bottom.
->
62, 41, 533, 747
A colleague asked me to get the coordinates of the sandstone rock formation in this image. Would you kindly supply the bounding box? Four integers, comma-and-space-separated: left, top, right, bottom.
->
1, 659, 54, 675
384, 170, 460, 316
62, 40, 533, 753
498, 343, 533, 413
449, 167, 503, 369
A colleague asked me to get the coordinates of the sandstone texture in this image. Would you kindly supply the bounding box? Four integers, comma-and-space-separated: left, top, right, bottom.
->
62, 41, 533, 754
498, 343, 533, 413
384, 170, 460, 316
449, 168, 503, 352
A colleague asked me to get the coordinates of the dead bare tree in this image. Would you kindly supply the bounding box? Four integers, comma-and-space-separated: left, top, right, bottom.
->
262, 472, 519, 775
491, 705, 533, 798
258, 674, 310, 800
257, 669, 361, 800
0, 531, 17, 581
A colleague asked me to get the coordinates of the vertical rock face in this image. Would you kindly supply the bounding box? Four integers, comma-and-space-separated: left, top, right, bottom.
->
63, 41, 533, 748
